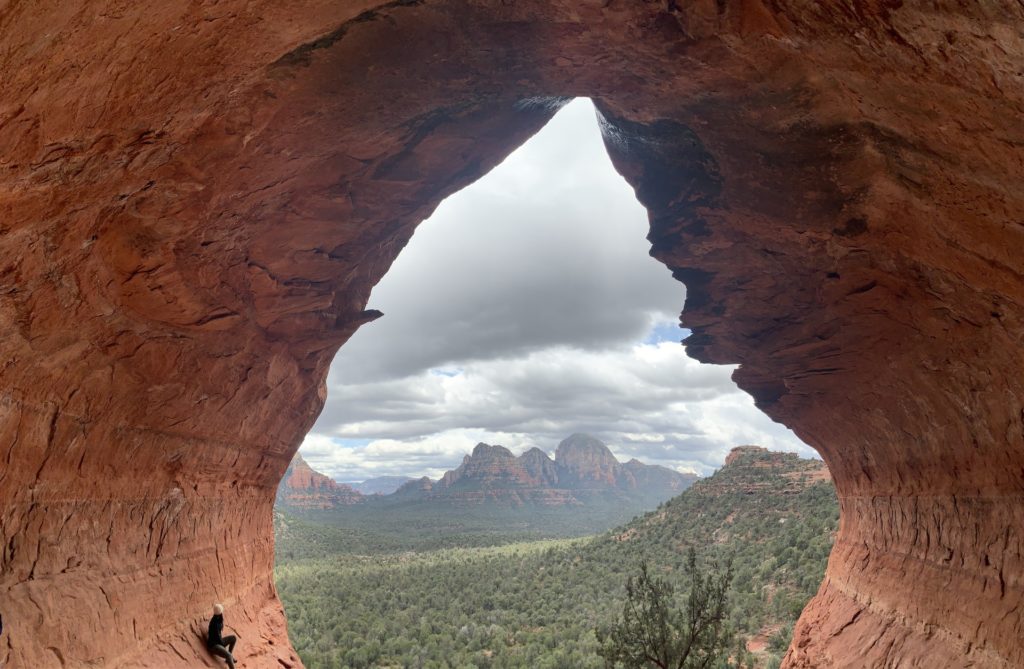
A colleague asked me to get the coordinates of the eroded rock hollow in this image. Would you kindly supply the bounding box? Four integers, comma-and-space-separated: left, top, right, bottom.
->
1, 1, 1022, 667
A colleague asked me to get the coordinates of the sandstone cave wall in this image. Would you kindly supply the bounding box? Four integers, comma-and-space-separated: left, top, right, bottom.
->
1, 1, 1022, 667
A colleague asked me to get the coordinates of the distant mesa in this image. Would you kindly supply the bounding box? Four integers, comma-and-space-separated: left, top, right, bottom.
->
710, 446, 831, 496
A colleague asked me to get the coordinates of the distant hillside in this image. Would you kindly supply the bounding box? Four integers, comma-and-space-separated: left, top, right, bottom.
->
393, 433, 697, 508
276, 454, 363, 509
346, 476, 414, 495
276, 445, 839, 669
584, 445, 837, 664
594, 445, 834, 574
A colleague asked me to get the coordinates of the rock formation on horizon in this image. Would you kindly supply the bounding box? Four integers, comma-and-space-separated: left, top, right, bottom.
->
712, 446, 831, 494
2, 2, 1022, 668
276, 454, 364, 509
392, 434, 697, 507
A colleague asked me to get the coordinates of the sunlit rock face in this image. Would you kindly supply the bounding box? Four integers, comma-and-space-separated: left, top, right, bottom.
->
1, 1, 1021, 667
277, 454, 363, 509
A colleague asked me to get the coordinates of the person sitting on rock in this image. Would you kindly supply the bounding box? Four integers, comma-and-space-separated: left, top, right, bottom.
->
208, 603, 238, 668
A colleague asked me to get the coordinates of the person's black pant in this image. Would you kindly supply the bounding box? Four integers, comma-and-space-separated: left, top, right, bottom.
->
210, 635, 237, 667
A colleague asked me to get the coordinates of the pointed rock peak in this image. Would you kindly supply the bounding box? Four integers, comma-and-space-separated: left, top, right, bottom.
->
277, 452, 363, 508
285, 452, 322, 480
519, 447, 554, 462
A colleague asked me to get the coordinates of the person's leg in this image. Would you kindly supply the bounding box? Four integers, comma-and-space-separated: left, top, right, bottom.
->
223, 634, 237, 654
210, 644, 236, 668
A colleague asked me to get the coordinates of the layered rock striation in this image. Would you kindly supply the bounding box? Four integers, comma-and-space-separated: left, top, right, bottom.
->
709, 446, 831, 496
276, 454, 363, 509
1, 1, 1022, 668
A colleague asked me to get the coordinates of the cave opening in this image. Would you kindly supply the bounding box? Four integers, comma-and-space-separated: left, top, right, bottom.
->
273, 97, 829, 668
4, 3, 1022, 667
295, 97, 812, 486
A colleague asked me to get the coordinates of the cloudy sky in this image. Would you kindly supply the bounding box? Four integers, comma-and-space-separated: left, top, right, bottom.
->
301, 98, 815, 483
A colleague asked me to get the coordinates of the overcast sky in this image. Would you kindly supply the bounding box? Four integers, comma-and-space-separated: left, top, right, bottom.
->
300, 98, 814, 483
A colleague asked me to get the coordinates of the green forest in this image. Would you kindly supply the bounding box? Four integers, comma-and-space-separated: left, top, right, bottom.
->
275, 449, 838, 668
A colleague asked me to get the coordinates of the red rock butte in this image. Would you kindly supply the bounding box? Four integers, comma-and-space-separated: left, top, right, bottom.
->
0, 2, 1021, 667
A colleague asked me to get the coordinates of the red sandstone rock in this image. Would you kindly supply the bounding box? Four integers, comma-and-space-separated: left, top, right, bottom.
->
438, 443, 533, 491
430, 442, 583, 505
414, 435, 694, 506
277, 454, 363, 509
705, 447, 832, 496
555, 433, 628, 488
0, 1, 1022, 668
519, 447, 562, 487
725, 445, 769, 468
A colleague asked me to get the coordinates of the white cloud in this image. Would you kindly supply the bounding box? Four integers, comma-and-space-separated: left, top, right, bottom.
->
303, 340, 813, 481
327, 98, 681, 383
301, 430, 543, 482
302, 98, 815, 482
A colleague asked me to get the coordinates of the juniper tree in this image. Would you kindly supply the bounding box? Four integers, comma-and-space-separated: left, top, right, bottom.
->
597, 549, 734, 669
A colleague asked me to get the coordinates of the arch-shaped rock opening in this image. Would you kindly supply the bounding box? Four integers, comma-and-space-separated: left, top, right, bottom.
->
302, 96, 806, 482
1, 2, 1022, 668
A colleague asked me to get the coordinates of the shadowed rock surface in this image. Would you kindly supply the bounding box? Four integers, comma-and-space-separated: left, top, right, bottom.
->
1, 1, 1022, 668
